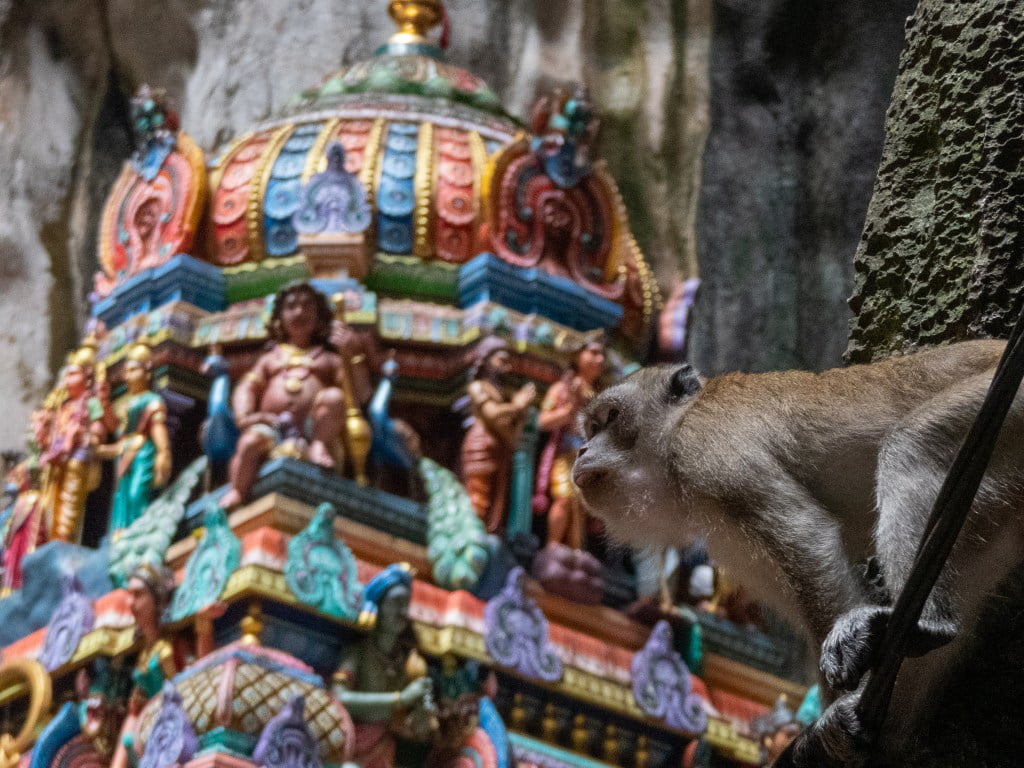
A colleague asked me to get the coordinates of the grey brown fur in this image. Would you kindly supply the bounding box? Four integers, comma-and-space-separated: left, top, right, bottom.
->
573, 341, 1024, 766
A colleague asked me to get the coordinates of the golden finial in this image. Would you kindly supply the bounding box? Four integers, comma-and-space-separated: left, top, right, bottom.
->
240, 602, 263, 645
387, 0, 443, 45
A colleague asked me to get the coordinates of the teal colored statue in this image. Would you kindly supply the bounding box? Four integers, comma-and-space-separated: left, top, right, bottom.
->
419, 457, 490, 590
98, 343, 172, 534
169, 504, 241, 621
285, 502, 363, 620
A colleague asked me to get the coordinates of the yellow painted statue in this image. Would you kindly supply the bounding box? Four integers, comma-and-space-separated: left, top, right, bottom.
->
31, 340, 116, 543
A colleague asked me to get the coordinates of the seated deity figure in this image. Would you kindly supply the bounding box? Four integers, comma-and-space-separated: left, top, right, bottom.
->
32, 341, 116, 543
96, 343, 171, 533
460, 337, 535, 533
220, 281, 373, 508
333, 564, 436, 768
533, 339, 606, 549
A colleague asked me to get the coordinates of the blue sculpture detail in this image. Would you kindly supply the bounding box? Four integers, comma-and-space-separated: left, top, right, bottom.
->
201, 350, 239, 465
368, 354, 417, 474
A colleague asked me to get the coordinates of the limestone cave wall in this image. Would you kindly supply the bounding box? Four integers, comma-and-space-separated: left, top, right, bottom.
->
846, 0, 1024, 363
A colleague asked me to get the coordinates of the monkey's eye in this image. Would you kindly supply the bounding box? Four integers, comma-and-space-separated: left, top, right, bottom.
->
586, 419, 600, 439
606, 407, 619, 426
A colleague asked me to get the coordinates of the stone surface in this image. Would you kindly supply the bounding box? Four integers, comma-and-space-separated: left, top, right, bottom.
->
692, 0, 917, 373
847, 0, 1024, 362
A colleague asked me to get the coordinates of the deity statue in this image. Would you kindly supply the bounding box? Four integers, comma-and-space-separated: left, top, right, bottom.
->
220, 282, 374, 508
32, 340, 116, 543
111, 562, 217, 768
333, 564, 436, 768
533, 339, 606, 549
460, 337, 535, 534
96, 343, 171, 534
1, 460, 45, 593
755, 695, 802, 767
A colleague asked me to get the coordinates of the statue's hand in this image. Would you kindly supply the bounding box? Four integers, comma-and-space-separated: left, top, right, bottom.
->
398, 677, 432, 707
513, 383, 537, 409
154, 450, 172, 487
329, 319, 353, 352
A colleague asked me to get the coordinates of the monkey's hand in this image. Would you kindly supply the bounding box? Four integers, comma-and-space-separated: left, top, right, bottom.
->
820, 604, 957, 691
787, 691, 867, 768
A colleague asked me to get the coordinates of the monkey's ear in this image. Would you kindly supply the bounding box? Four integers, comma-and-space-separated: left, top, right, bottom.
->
668, 364, 701, 399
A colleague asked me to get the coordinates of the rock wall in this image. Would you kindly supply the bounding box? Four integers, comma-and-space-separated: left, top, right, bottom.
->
847, 0, 1024, 363
690, 0, 917, 374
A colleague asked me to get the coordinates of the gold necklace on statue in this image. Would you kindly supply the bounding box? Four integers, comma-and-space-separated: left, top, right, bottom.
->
277, 344, 320, 395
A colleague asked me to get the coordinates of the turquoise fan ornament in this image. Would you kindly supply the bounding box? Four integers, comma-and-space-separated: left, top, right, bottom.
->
419, 457, 490, 590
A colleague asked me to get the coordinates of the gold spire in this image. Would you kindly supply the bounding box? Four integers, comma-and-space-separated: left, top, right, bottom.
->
387, 0, 443, 45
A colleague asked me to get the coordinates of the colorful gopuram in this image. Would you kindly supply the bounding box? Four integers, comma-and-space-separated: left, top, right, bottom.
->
0, 3, 812, 768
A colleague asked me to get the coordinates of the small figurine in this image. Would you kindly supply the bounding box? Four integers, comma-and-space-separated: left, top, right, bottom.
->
220, 282, 374, 508
460, 337, 535, 533
755, 695, 802, 767
533, 339, 605, 549
96, 343, 171, 534
33, 339, 116, 543
333, 563, 436, 767
0, 460, 45, 592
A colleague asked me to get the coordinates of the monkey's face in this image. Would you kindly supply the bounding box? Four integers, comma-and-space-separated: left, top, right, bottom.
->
572, 364, 702, 545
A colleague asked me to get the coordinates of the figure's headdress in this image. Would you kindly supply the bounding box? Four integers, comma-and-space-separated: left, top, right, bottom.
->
129, 561, 175, 613
358, 562, 414, 627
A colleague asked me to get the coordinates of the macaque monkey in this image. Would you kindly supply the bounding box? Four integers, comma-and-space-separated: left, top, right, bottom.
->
573, 340, 1024, 766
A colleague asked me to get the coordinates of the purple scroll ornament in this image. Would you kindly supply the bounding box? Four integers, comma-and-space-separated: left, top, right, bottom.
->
483, 567, 562, 683
292, 143, 372, 236
631, 620, 708, 734
139, 682, 199, 768
38, 572, 94, 671
252, 695, 321, 768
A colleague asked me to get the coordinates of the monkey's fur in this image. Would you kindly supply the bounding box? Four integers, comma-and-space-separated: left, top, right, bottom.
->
574, 340, 1024, 767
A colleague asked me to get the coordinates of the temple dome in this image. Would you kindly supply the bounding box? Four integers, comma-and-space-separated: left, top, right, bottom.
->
195, 0, 660, 349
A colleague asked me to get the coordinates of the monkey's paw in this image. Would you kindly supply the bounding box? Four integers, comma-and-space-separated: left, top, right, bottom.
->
788, 693, 867, 768
820, 605, 957, 691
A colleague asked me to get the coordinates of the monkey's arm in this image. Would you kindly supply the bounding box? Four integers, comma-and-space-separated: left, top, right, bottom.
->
737, 476, 866, 648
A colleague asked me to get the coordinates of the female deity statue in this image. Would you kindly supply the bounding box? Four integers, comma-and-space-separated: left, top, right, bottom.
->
533, 339, 606, 549
111, 562, 217, 768
333, 563, 436, 768
459, 337, 535, 533
32, 340, 116, 543
220, 282, 374, 508
97, 343, 171, 533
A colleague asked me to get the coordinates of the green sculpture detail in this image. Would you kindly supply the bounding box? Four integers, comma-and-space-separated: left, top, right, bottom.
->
107, 457, 207, 588
169, 504, 241, 621
419, 457, 490, 590
285, 502, 363, 620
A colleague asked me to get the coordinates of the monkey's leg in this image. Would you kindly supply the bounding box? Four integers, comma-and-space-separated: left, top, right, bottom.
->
820, 382, 1007, 692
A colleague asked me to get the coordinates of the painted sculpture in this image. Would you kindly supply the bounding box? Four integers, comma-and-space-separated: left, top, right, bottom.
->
95, 85, 206, 298
221, 282, 372, 508
460, 338, 535, 534
334, 564, 436, 767
1, 461, 44, 592
533, 338, 605, 549
96, 343, 171, 534
32, 340, 115, 543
